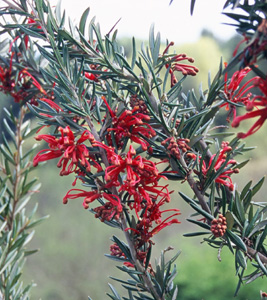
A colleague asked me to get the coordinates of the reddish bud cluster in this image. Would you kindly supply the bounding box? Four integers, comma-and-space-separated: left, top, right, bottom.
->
129, 94, 149, 115
211, 214, 227, 237
161, 137, 191, 160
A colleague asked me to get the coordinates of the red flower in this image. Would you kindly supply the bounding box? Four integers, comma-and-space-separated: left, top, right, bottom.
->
63, 189, 123, 219
33, 126, 102, 175
222, 64, 253, 121
102, 96, 156, 150
231, 77, 267, 138
233, 19, 267, 66
84, 72, 98, 82
63, 189, 101, 208
94, 142, 170, 213
162, 42, 199, 87
0, 54, 47, 103
200, 144, 238, 191
127, 209, 180, 245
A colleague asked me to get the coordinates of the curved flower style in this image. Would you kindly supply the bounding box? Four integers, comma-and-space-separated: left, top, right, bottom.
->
200, 144, 238, 191
102, 96, 156, 150
232, 77, 267, 138
222, 63, 267, 138
94, 142, 171, 213
33, 126, 102, 175
162, 42, 199, 87
63, 189, 123, 219
0, 57, 46, 103
129, 194, 181, 246
222, 65, 254, 121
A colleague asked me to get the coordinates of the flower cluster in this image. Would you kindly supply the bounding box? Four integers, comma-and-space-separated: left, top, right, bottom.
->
161, 137, 191, 160
223, 63, 267, 138
102, 96, 156, 150
162, 42, 199, 87
233, 19, 267, 67
0, 58, 46, 104
231, 77, 267, 138
211, 214, 227, 238
95, 143, 169, 210
63, 189, 122, 218
222, 65, 252, 121
198, 143, 238, 191
33, 126, 101, 175
130, 196, 181, 247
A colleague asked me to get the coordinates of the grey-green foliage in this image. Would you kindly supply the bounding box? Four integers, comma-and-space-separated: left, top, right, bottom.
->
0, 106, 47, 298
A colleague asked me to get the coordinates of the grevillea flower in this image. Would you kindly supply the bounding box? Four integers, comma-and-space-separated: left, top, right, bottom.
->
0, 54, 47, 104
63, 189, 101, 208
197, 143, 238, 191
233, 19, 267, 67
222, 64, 253, 121
231, 77, 267, 138
33, 126, 102, 175
127, 203, 180, 247
102, 96, 156, 150
94, 142, 170, 213
63, 189, 123, 218
162, 42, 199, 87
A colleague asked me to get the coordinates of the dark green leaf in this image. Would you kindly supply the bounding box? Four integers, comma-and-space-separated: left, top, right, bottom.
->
226, 229, 247, 252
186, 218, 211, 230
190, 0, 197, 15
79, 7, 90, 35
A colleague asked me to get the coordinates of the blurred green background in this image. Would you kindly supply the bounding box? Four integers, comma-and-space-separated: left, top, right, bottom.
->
1, 31, 267, 299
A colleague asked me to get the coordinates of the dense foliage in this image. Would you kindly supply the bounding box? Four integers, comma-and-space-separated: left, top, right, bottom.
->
1, 0, 267, 299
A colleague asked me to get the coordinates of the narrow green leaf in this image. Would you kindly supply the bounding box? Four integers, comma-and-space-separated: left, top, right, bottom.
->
225, 211, 235, 230
108, 283, 122, 300
226, 229, 247, 252
184, 231, 210, 237
152, 32, 161, 67
79, 7, 90, 35
234, 192, 246, 225
26, 214, 50, 230
112, 236, 132, 261
256, 253, 267, 276
131, 37, 136, 69
256, 225, 267, 251
179, 192, 214, 221
248, 220, 267, 238
186, 218, 210, 230
236, 249, 247, 269
240, 180, 252, 200
251, 177, 265, 197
